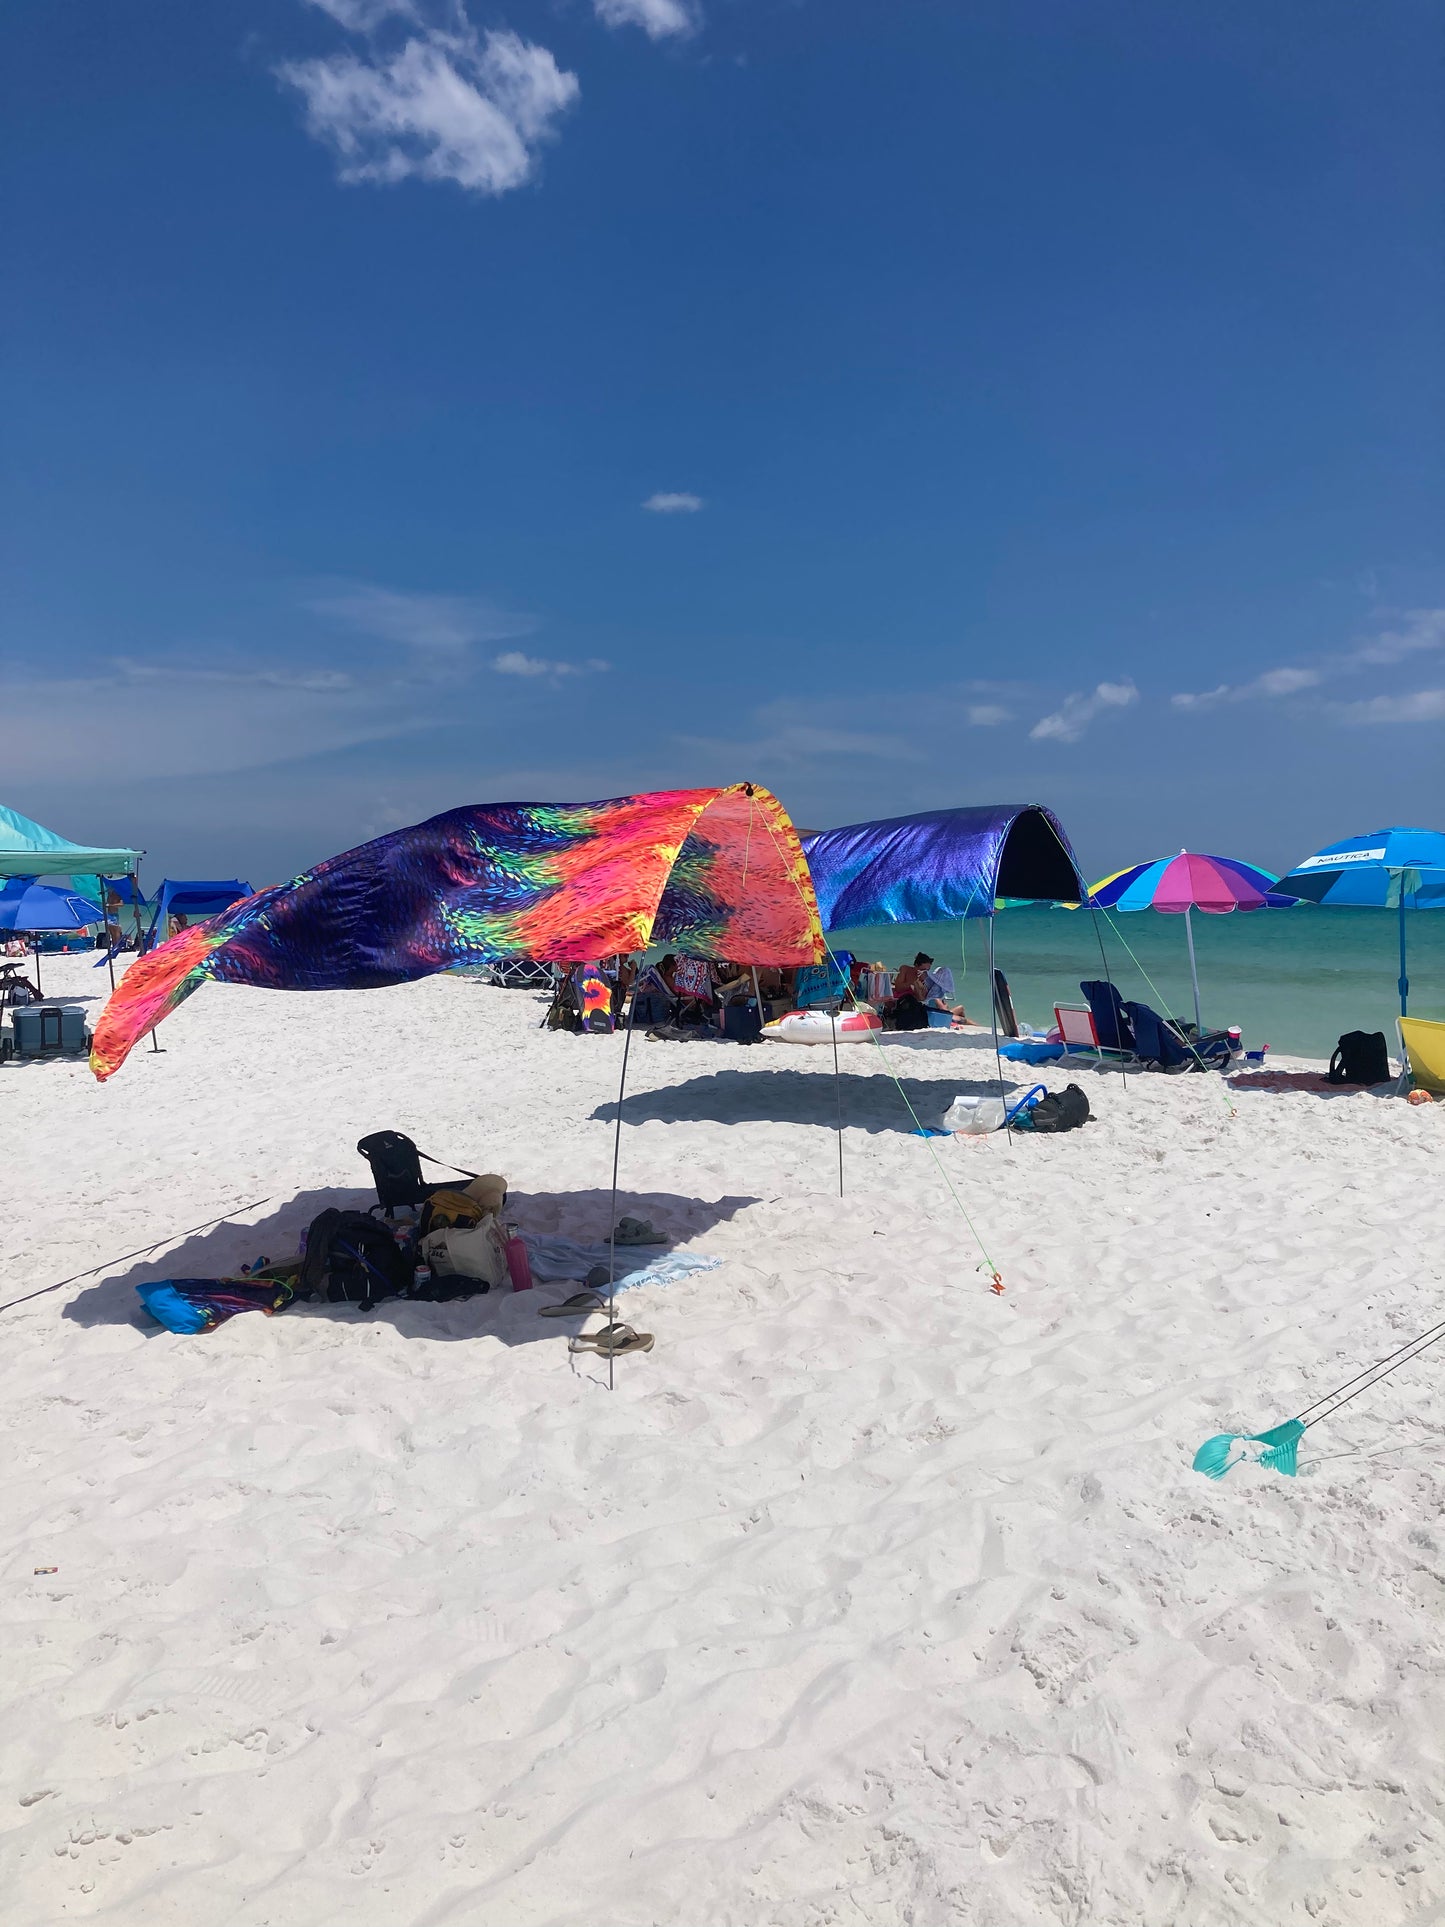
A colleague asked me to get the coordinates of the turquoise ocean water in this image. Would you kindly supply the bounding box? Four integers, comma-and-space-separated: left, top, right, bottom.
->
830, 905, 1445, 1060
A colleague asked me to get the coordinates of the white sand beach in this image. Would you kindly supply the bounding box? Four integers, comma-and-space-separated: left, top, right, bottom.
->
4, 955, 1444, 1926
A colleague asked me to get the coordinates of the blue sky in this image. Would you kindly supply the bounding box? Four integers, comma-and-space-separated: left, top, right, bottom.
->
3, 0, 1442, 888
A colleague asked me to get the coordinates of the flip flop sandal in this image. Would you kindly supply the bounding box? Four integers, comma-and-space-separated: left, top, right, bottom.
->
537, 1291, 606, 1318
568, 1322, 655, 1357
613, 1217, 666, 1246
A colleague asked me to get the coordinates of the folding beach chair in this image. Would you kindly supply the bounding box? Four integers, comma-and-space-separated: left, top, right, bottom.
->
1054, 1002, 1104, 1066
1398, 1017, 1445, 1095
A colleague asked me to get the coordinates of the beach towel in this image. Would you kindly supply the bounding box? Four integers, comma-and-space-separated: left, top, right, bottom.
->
137, 1277, 296, 1334
521, 1234, 721, 1292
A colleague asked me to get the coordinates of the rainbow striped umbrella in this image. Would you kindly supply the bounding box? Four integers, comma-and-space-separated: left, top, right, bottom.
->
1088, 850, 1297, 1031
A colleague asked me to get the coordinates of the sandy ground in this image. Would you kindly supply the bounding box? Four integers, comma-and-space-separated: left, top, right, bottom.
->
3, 954, 1444, 1926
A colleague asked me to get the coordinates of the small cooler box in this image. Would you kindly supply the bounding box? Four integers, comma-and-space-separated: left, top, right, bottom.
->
13, 1004, 90, 1058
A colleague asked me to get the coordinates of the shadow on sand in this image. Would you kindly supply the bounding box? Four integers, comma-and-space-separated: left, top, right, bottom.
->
62, 1186, 760, 1342
591, 1065, 1025, 1135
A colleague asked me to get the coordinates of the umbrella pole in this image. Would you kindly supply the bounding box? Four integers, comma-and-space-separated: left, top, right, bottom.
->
1398, 889, 1409, 1018
1184, 906, 1202, 1033
33, 940, 41, 1000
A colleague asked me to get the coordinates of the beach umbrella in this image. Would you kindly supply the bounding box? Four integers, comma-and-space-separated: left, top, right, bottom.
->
0, 876, 103, 996
1088, 851, 1297, 1033
1272, 827, 1445, 1017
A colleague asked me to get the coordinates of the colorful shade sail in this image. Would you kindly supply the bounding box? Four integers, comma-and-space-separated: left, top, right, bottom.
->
90, 785, 822, 1080
1088, 851, 1296, 915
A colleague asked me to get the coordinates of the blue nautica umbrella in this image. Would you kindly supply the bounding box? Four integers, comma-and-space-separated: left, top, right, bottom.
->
1273, 827, 1445, 1016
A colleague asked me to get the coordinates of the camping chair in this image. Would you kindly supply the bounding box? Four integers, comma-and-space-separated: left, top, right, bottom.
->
670, 955, 717, 1027
1080, 980, 1134, 1053
1124, 1000, 1233, 1072
1398, 1017, 1445, 1095
356, 1132, 477, 1218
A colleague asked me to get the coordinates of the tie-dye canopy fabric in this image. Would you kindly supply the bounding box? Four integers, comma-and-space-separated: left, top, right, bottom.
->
91, 785, 821, 1080
803, 803, 1084, 932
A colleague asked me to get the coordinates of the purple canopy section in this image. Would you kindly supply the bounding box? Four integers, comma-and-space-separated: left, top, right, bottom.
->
802, 803, 1085, 932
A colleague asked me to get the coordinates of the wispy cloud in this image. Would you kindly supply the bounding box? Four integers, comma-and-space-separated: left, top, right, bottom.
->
1349, 607, 1445, 667
1029, 679, 1138, 744
643, 491, 704, 513
594, 0, 701, 41
277, 20, 578, 195
302, 0, 418, 29
492, 650, 610, 679
967, 704, 1012, 727
115, 657, 355, 693
1172, 608, 1445, 710
1172, 666, 1320, 710
306, 581, 537, 651
1336, 689, 1445, 725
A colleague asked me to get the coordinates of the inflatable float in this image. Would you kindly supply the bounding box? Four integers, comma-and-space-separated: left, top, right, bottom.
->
762, 1006, 883, 1045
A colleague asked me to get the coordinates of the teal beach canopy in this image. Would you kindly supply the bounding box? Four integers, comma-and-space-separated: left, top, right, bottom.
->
0, 803, 141, 881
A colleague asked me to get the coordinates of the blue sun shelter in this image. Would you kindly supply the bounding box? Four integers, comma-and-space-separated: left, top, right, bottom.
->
1273, 827, 1445, 1017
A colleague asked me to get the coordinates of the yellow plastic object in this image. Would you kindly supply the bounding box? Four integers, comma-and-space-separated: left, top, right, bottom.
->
1399, 1017, 1445, 1094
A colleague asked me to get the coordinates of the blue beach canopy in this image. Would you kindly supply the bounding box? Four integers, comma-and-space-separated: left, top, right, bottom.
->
802, 803, 1084, 932
1274, 827, 1445, 1016
143, 879, 253, 950
0, 877, 104, 932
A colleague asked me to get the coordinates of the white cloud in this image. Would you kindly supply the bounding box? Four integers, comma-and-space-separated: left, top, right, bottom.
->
1348, 608, 1445, 668
1029, 679, 1138, 744
0, 667, 416, 786
114, 658, 355, 693
1336, 689, 1445, 725
643, 491, 704, 513
1173, 609, 1445, 711
1172, 666, 1320, 709
303, 0, 418, 29
307, 582, 537, 651
492, 651, 610, 679
277, 26, 578, 195
594, 0, 701, 41
967, 704, 1011, 727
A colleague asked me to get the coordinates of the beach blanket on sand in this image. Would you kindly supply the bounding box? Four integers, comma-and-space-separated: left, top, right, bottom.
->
521, 1236, 722, 1292
137, 1278, 296, 1334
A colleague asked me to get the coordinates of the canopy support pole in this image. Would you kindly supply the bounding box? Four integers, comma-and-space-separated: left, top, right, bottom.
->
987, 913, 1012, 1144
829, 1006, 844, 1196
1184, 906, 1202, 1033
32, 939, 41, 1000
1398, 889, 1410, 1017
605, 958, 639, 1393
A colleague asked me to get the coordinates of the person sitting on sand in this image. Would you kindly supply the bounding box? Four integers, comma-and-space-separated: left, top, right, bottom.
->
888, 952, 933, 1031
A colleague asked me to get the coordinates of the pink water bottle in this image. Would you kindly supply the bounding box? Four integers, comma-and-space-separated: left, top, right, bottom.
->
505, 1227, 533, 1292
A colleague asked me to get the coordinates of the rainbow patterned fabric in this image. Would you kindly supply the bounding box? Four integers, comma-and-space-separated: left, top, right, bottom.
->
90, 785, 821, 1080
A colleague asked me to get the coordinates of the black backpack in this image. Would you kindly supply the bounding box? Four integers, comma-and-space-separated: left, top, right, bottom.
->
299, 1208, 413, 1311
1327, 1031, 1391, 1086
1020, 1082, 1092, 1133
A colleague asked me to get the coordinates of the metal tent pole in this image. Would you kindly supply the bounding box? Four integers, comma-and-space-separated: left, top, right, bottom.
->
829, 1007, 844, 1197
605, 958, 638, 1393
